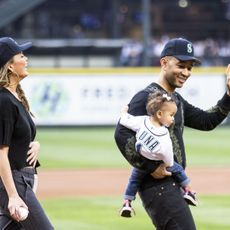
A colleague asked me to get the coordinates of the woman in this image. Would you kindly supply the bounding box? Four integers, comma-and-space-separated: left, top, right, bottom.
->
0, 37, 54, 229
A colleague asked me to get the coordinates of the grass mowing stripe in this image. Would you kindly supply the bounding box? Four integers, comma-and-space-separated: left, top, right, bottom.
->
41, 195, 230, 230
184, 127, 230, 166
192, 195, 230, 229
37, 127, 128, 168
42, 196, 152, 230
36, 127, 230, 168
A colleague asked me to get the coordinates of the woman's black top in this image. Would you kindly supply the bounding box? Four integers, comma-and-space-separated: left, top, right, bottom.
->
0, 87, 39, 170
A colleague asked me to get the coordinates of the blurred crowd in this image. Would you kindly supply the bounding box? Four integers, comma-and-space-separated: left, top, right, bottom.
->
119, 36, 230, 67
0, 0, 229, 67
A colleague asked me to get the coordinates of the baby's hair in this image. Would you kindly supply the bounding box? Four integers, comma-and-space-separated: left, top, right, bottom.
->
146, 91, 176, 116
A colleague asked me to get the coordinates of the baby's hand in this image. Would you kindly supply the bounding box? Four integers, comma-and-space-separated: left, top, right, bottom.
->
121, 105, 129, 115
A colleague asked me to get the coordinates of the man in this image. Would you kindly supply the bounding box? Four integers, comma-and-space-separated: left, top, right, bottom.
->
114, 37, 230, 229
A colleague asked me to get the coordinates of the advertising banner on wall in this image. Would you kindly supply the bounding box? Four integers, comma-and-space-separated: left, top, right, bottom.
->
21, 68, 226, 126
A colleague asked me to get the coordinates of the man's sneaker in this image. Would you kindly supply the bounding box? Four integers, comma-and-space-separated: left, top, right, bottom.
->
119, 200, 135, 218
184, 191, 198, 206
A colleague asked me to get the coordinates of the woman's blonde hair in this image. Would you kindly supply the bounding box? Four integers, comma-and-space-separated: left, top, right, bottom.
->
0, 59, 33, 115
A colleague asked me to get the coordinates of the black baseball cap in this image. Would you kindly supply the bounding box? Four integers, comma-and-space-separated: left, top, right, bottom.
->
0, 37, 32, 68
160, 38, 201, 65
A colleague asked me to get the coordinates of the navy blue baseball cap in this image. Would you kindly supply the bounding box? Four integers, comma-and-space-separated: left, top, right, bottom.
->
160, 38, 201, 65
0, 37, 32, 68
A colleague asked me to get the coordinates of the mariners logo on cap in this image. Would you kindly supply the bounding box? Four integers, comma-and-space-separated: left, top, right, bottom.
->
187, 43, 193, 54
160, 38, 201, 64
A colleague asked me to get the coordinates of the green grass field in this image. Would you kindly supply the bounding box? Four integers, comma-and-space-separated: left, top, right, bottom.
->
41, 195, 230, 230
36, 126, 230, 168
36, 126, 230, 229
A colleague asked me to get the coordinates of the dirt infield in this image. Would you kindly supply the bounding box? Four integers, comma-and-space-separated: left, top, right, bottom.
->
37, 167, 230, 199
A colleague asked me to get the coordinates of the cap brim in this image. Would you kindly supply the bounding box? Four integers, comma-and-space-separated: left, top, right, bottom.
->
175, 55, 201, 65
19, 42, 32, 51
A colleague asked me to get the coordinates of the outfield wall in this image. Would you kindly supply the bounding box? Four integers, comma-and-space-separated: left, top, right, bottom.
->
22, 67, 228, 126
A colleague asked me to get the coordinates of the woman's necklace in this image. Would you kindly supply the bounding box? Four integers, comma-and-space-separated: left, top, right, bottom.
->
5, 86, 21, 101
